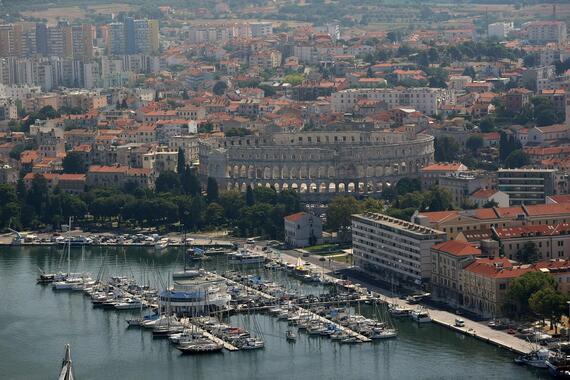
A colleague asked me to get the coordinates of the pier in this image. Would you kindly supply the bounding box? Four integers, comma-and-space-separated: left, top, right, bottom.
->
216, 271, 371, 343
180, 318, 239, 352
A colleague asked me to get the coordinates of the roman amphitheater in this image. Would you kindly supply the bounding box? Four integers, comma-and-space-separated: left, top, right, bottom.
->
199, 130, 434, 199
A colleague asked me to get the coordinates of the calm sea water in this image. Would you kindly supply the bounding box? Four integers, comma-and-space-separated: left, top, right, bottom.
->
0, 246, 546, 380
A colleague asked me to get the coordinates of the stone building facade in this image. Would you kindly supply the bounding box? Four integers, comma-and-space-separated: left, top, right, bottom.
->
198, 130, 435, 199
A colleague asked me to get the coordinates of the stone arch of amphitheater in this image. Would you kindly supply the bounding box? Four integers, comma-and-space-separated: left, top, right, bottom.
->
199, 130, 435, 198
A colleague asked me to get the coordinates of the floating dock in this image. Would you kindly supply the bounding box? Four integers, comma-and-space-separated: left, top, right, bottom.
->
180, 318, 239, 352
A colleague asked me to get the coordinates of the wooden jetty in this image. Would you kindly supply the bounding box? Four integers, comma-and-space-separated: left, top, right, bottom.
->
180, 318, 239, 352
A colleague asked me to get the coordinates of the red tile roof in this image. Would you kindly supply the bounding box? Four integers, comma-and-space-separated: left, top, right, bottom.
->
463, 258, 533, 279
420, 163, 467, 172
285, 212, 307, 222
432, 240, 481, 256
471, 189, 499, 199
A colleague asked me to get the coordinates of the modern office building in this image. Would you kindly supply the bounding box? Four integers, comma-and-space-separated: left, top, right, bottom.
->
497, 168, 556, 205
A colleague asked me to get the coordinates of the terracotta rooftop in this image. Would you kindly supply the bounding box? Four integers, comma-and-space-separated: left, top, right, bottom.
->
432, 240, 481, 256
285, 212, 308, 223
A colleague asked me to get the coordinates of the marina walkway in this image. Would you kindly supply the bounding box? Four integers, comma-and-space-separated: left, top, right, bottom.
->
180, 318, 239, 351
216, 270, 370, 342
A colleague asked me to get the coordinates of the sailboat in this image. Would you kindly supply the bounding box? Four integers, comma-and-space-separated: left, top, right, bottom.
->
58, 344, 74, 380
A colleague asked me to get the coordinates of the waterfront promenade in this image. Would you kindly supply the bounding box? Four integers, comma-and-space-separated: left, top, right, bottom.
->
268, 249, 533, 355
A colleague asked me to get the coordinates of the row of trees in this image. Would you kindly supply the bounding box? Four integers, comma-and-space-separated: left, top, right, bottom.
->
507, 272, 569, 330
0, 175, 302, 240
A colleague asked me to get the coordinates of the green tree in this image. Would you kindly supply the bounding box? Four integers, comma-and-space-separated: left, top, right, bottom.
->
155, 171, 181, 193
218, 191, 245, 221
245, 185, 255, 206
478, 117, 496, 132
466, 135, 484, 154
326, 196, 362, 232
507, 271, 557, 314
504, 150, 530, 169
213, 81, 228, 95
516, 241, 539, 264
204, 202, 225, 227
434, 136, 460, 162
395, 177, 422, 195
426, 188, 453, 211
62, 151, 86, 174
206, 177, 219, 203
181, 167, 200, 196
529, 287, 568, 332
177, 148, 186, 175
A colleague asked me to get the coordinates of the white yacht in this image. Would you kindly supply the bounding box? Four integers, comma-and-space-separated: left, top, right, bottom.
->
411, 309, 432, 323
114, 298, 144, 310
227, 249, 265, 265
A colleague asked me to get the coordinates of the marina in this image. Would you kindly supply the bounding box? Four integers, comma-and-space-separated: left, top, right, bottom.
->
0, 245, 548, 379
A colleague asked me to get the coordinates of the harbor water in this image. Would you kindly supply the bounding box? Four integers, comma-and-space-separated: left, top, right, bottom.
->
0, 246, 547, 379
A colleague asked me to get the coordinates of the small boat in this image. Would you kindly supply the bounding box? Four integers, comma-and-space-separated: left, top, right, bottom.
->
240, 337, 265, 350
286, 330, 297, 342
114, 298, 144, 310
388, 304, 412, 318
370, 329, 398, 339
155, 239, 169, 252
339, 336, 359, 344
411, 309, 431, 323
515, 348, 550, 369
176, 342, 223, 354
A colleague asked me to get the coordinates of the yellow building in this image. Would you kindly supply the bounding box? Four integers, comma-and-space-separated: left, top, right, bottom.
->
148, 20, 160, 54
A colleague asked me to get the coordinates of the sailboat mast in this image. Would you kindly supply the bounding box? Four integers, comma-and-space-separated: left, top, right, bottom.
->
67, 217, 72, 275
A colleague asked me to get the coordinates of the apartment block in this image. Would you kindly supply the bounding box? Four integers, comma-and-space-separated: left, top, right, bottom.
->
352, 212, 446, 287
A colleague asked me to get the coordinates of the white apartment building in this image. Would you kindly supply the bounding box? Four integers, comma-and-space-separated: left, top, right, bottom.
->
331, 88, 453, 116
524, 21, 567, 45
352, 213, 447, 287
487, 22, 514, 40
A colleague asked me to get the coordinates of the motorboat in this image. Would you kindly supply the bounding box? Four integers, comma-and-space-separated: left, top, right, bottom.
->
286, 330, 297, 342
176, 341, 223, 354
370, 328, 398, 339
227, 249, 266, 265
388, 304, 412, 317
514, 348, 550, 369
155, 240, 169, 252
411, 309, 431, 323
114, 298, 144, 310
240, 337, 264, 350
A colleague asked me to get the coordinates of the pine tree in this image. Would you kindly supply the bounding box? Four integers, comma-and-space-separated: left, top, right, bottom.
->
206, 177, 219, 203
245, 185, 254, 206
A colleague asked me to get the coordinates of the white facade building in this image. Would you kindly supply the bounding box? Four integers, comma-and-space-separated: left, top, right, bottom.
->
284, 212, 323, 248
352, 213, 446, 287
487, 22, 514, 40
331, 88, 453, 116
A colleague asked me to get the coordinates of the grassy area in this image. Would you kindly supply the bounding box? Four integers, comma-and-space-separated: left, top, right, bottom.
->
331, 255, 354, 265
304, 243, 340, 252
